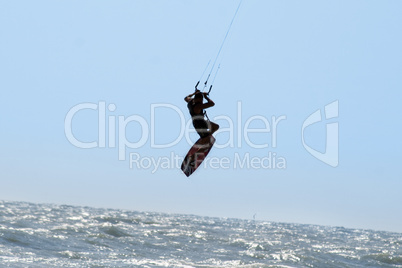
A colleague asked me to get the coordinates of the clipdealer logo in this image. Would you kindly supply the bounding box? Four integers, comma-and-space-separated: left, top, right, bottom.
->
64, 100, 339, 172
301, 100, 339, 167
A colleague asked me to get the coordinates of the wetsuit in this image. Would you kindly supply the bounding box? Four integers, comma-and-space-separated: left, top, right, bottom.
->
187, 100, 210, 138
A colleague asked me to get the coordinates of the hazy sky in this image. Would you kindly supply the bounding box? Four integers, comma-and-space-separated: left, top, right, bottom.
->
1, 0, 401, 233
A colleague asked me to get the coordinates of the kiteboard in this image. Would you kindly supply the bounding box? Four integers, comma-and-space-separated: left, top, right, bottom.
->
181, 135, 215, 177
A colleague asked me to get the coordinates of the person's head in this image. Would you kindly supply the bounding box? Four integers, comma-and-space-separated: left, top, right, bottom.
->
194, 92, 203, 103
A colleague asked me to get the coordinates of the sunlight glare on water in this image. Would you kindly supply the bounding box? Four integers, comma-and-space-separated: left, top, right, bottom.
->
0, 200, 401, 267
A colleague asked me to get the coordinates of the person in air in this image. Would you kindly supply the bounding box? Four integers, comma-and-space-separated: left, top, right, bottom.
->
184, 89, 219, 139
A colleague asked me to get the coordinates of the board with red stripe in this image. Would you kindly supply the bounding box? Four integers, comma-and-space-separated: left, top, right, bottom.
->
181, 136, 215, 177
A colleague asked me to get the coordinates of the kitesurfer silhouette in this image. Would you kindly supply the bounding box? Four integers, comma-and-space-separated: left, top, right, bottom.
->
184, 90, 219, 139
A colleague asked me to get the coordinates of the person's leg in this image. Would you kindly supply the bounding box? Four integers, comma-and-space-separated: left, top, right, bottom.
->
210, 121, 219, 135
194, 119, 209, 139
194, 118, 219, 138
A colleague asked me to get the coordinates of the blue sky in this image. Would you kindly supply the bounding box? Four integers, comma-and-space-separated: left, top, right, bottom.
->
1, 1, 401, 233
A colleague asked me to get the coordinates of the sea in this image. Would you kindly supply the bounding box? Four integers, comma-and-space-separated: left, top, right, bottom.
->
0, 200, 401, 268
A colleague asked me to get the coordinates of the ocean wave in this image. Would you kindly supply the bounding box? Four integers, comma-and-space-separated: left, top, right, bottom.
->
0, 200, 401, 267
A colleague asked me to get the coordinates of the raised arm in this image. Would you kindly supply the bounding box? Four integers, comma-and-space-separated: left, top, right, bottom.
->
184, 89, 200, 103
199, 93, 215, 109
